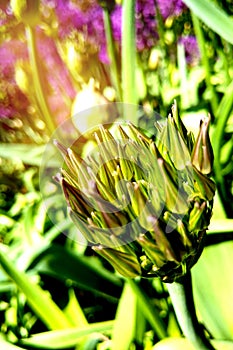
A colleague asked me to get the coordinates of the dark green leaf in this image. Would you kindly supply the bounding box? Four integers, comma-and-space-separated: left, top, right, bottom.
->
32, 244, 123, 299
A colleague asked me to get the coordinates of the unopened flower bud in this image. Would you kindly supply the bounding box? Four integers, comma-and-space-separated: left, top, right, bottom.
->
191, 114, 214, 175
93, 245, 141, 278
56, 102, 215, 283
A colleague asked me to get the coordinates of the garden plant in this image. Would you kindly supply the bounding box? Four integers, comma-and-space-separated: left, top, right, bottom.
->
0, 1, 233, 349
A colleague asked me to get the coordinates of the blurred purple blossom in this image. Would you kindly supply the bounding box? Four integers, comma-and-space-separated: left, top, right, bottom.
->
35, 30, 77, 123
179, 35, 200, 65
44, 0, 87, 38
0, 39, 28, 75
135, 0, 158, 51
156, 0, 186, 19
0, 26, 76, 123
47, 0, 187, 61
0, 40, 29, 119
36, 31, 76, 98
0, 2, 14, 27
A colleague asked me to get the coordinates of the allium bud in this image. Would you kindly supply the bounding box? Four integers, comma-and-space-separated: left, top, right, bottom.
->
56, 103, 215, 282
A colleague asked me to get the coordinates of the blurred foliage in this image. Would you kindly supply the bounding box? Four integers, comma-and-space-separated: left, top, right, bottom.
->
0, 0, 233, 349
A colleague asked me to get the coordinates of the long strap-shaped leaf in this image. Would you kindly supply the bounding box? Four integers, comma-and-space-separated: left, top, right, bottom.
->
0, 249, 72, 330
111, 282, 137, 350
20, 321, 114, 349
0, 336, 27, 350
183, 0, 233, 44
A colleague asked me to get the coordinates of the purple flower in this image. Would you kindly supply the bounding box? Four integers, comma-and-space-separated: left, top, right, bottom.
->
42, 0, 87, 38
0, 2, 14, 27
156, 0, 186, 20
111, 4, 122, 42
36, 31, 76, 99
135, 0, 158, 51
110, 0, 187, 52
42, 0, 187, 62
43, 0, 107, 61
0, 27, 76, 125
0, 39, 29, 119
0, 39, 28, 75
179, 35, 200, 65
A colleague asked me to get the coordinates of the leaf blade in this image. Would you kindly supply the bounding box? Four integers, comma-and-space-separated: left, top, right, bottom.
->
0, 248, 72, 330
183, 0, 233, 44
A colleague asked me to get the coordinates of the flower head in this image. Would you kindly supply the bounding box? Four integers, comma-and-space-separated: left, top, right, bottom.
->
56, 102, 215, 283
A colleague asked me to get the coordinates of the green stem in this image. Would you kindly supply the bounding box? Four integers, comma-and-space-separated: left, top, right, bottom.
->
177, 42, 189, 109
26, 26, 56, 135
103, 8, 122, 101
122, 0, 138, 123
154, 1, 171, 108
166, 272, 216, 350
191, 14, 218, 114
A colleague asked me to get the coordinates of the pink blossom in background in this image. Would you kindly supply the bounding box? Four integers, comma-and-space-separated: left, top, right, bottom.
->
179, 35, 200, 65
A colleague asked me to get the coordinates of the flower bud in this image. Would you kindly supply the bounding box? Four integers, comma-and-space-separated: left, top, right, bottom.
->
56, 102, 215, 282
93, 245, 141, 278
191, 114, 214, 175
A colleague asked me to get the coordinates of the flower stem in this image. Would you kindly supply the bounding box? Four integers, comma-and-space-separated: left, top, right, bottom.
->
191, 14, 218, 114
26, 25, 56, 135
121, 0, 138, 123
166, 272, 216, 350
103, 8, 122, 101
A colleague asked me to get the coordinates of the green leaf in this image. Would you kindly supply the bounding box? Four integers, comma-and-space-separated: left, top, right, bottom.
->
0, 248, 72, 330
0, 144, 45, 166
20, 321, 114, 349
103, 8, 122, 101
78, 333, 108, 350
208, 219, 233, 234
134, 304, 147, 345
63, 288, 88, 327
212, 79, 233, 200
111, 282, 137, 350
32, 244, 123, 299
192, 242, 233, 340
153, 337, 233, 350
128, 279, 167, 339
0, 336, 27, 350
183, 0, 233, 44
